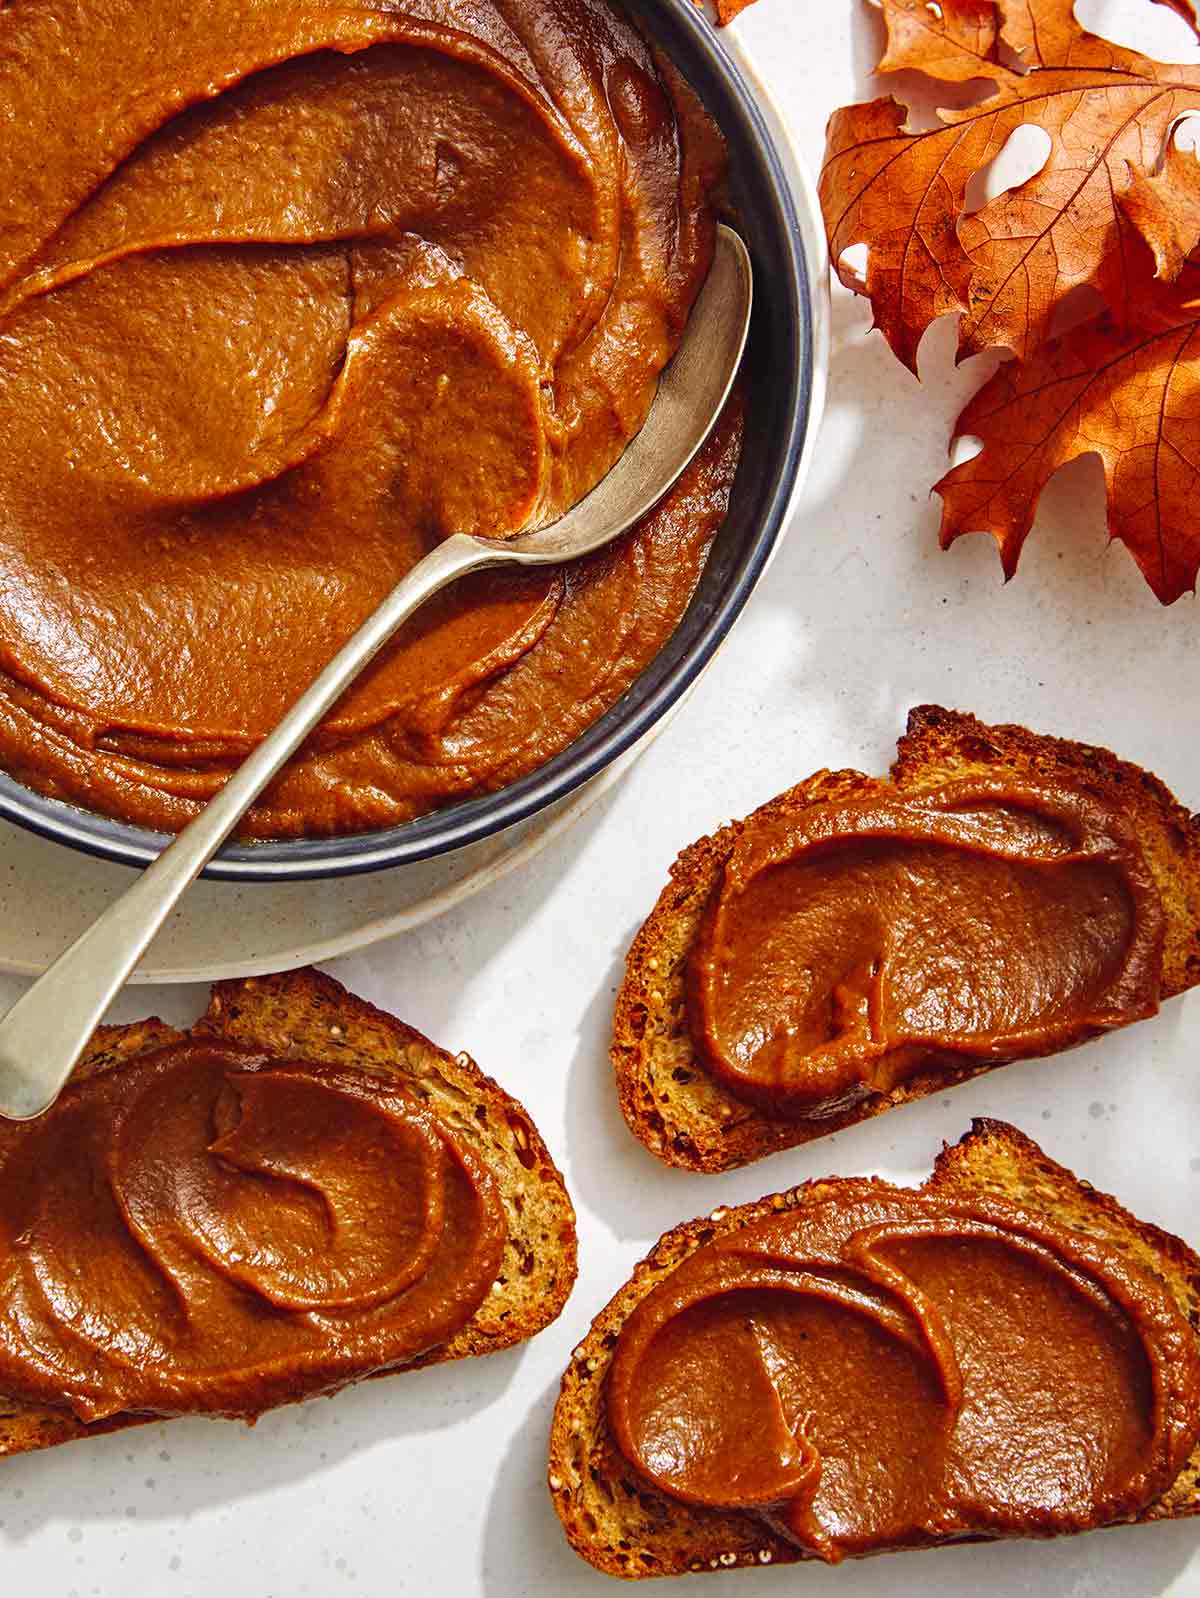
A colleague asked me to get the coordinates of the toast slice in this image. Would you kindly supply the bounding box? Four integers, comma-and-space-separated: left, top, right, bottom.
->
613, 705, 1200, 1172
0, 966, 577, 1459
548, 1119, 1200, 1578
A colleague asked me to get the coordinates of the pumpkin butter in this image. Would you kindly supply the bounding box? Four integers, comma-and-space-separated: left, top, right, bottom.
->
0, 0, 739, 837
0, 1041, 505, 1420
687, 780, 1165, 1119
607, 1184, 1200, 1563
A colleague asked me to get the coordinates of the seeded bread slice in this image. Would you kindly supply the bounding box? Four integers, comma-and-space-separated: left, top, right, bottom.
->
548, 1118, 1200, 1580
0, 966, 577, 1459
613, 705, 1200, 1172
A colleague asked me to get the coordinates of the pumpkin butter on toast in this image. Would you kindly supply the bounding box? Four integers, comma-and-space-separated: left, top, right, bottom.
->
0, 968, 576, 1457
550, 1121, 1200, 1578
614, 706, 1200, 1172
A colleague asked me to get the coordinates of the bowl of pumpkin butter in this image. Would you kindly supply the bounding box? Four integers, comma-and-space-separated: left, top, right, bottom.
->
0, 0, 817, 879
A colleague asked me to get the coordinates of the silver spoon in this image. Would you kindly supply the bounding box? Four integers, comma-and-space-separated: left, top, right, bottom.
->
0, 224, 752, 1120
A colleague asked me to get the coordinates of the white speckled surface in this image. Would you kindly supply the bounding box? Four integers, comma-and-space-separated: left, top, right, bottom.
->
3, 3, 1200, 1594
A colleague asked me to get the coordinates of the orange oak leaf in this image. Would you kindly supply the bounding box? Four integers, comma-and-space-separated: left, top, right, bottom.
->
1002, 0, 1199, 66
820, 0, 1200, 371
876, 0, 1002, 83
936, 248, 1200, 603
693, 0, 757, 24
1121, 131, 1200, 280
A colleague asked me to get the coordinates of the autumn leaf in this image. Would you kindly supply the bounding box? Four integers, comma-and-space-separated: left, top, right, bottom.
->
823, 0, 1200, 602
820, 0, 1200, 370
693, 0, 758, 25
1121, 131, 1200, 279
875, 0, 1001, 82
937, 154, 1200, 603
1002, 0, 1199, 65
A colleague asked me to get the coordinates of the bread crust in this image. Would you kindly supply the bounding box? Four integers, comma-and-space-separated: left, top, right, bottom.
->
612, 706, 1200, 1172
0, 966, 577, 1459
548, 1119, 1200, 1579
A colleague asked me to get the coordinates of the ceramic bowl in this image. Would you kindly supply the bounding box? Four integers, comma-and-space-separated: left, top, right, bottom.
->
0, 0, 817, 880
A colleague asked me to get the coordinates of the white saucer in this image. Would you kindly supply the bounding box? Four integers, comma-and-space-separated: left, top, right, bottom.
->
0, 33, 828, 985
0, 742, 640, 984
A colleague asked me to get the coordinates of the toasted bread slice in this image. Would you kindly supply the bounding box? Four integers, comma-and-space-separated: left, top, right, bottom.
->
548, 1119, 1200, 1579
613, 705, 1200, 1172
0, 967, 576, 1459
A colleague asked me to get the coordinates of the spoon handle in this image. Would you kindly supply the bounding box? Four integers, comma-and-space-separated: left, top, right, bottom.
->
0, 532, 494, 1120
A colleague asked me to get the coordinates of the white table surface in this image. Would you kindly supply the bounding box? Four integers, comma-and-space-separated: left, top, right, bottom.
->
5, 2, 1200, 1594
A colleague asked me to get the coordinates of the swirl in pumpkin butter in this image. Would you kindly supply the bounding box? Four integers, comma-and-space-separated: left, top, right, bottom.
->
0, 0, 738, 837
0, 1041, 505, 1421
686, 780, 1164, 1119
606, 1185, 1200, 1562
